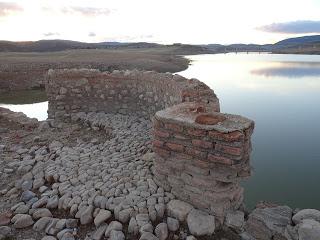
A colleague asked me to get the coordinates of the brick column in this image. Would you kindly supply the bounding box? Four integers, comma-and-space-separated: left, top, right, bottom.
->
152, 102, 254, 221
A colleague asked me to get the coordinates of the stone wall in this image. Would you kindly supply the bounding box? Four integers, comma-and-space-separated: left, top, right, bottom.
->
45, 68, 254, 223
152, 102, 254, 221
46, 69, 220, 119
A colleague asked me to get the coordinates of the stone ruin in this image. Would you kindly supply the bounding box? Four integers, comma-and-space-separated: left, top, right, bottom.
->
46, 68, 254, 223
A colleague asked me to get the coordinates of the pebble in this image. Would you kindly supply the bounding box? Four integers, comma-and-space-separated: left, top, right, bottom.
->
139, 232, 159, 240
80, 205, 94, 225
94, 209, 111, 226
167, 217, 179, 232
155, 222, 168, 240
105, 221, 123, 237
109, 230, 125, 240
187, 209, 215, 236
33, 208, 53, 219
167, 200, 193, 222
12, 214, 34, 228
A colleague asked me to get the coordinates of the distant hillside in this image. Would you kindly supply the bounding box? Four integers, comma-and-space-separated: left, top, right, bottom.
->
1, 35, 320, 54
275, 35, 320, 46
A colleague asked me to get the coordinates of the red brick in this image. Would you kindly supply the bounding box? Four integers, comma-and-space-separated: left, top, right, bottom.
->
166, 142, 184, 152
154, 129, 170, 138
165, 123, 183, 133
173, 133, 190, 141
153, 140, 164, 148
154, 147, 170, 158
152, 118, 164, 128
216, 144, 242, 156
192, 139, 213, 149
208, 154, 233, 165
209, 130, 244, 142
187, 128, 207, 137
185, 147, 207, 159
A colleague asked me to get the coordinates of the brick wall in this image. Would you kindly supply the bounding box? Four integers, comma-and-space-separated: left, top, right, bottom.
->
152, 102, 254, 221
45, 68, 220, 119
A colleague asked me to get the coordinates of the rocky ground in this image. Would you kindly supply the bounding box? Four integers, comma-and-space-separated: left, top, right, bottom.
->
1, 107, 320, 240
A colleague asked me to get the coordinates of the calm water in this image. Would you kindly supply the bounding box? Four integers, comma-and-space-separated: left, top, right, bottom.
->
0, 90, 48, 121
179, 53, 320, 209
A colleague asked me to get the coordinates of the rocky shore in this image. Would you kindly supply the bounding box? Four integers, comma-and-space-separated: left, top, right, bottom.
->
0, 108, 319, 240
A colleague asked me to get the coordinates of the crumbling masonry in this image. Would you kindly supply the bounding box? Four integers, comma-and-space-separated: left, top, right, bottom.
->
46, 68, 254, 221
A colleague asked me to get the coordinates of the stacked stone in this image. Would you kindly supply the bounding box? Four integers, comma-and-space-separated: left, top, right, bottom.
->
152, 102, 254, 221
45, 69, 219, 120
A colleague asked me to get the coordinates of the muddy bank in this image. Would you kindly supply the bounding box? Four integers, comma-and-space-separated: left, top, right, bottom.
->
0, 49, 189, 92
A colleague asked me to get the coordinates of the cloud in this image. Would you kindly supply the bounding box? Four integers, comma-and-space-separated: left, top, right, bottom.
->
61, 6, 112, 17
257, 20, 320, 34
88, 32, 96, 37
0, 2, 23, 16
43, 32, 60, 37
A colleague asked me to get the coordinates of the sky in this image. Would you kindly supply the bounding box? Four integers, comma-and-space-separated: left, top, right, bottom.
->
0, 0, 320, 44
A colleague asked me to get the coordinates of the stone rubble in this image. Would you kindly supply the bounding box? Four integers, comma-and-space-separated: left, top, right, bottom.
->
1, 68, 320, 240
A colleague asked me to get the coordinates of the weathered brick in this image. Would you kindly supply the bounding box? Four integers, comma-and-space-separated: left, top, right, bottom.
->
154, 129, 170, 138
165, 123, 183, 133
192, 139, 213, 149
187, 128, 207, 137
152, 118, 164, 128
185, 147, 207, 159
154, 147, 170, 158
185, 164, 209, 176
209, 130, 244, 142
153, 140, 164, 148
207, 154, 233, 165
166, 142, 184, 152
215, 144, 242, 156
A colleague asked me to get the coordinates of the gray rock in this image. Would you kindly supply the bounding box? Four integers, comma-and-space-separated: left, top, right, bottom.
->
105, 221, 123, 237
21, 180, 33, 191
92, 223, 108, 240
186, 236, 197, 240
57, 228, 73, 239
80, 205, 94, 225
32, 197, 48, 209
155, 223, 168, 240
225, 210, 245, 232
14, 204, 30, 214
33, 217, 52, 231
167, 200, 193, 222
140, 223, 153, 234
33, 208, 53, 220
245, 205, 292, 239
118, 208, 133, 223
41, 236, 57, 240
239, 232, 256, 240
167, 217, 179, 232
187, 209, 215, 236
47, 196, 59, 209
66, 219, 78, 228
292, 209, 320, 224
139, 232, 159, 240
298, 219, 320, 240
109, 230, 125, 240
94, 209, 111, 226
128, 217, 139, 235
61, 232, 75, 240
21, 190, 36, 203
12, 214, 34, 228
0, 226, 11, 236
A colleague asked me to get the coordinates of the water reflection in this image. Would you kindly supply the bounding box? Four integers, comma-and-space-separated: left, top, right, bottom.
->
179, 53, 320, 209
0, 90, 48, 120
251, 62, 320, 78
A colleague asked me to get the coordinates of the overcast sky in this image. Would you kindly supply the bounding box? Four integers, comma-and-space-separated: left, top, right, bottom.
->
1, 0, 320, 44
